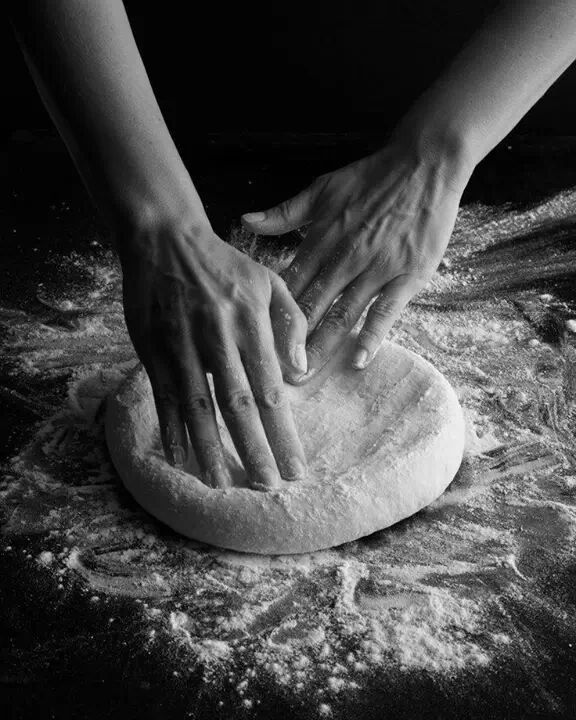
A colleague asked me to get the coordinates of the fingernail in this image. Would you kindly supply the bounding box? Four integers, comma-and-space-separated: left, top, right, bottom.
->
283, 456, 307, 481
291, 343, 308, 375
242, 212, 266, 224
352, 348, 369, 370
292, 366, 318, 384
252, 466, 280, 491
171, 445, 186, 469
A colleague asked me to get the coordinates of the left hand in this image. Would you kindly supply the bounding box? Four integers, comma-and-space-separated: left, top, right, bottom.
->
242, 140, 472, 379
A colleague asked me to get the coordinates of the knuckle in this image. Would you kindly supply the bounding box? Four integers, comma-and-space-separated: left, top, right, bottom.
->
347, 234, 366, 257
221, 389, 255, 415
245, 302, 270, 323
359, 326, 381, 347
371, 296, 399, 321
183, 392, 213, 417
372, 247, 393, 274
239, 317, 270, 351
298, 297, 315, 320
222, 284, 270, 314
255, 385, 286, 410
155, 383, 178, 404
305, 342, 323, 364
236, 292, 270, 319
356, 213, 384, 241
224, 280, 246, 305
357, 218, 372, 234
326, 302, 357, 328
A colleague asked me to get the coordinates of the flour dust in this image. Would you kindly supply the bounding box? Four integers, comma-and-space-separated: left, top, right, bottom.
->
3, 193, 576, 716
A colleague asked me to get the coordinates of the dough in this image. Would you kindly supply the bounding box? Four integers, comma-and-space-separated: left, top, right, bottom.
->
105, 338, 464, 554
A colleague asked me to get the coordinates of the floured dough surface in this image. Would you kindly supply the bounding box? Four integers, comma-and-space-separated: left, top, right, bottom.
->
105, 339, 465, 554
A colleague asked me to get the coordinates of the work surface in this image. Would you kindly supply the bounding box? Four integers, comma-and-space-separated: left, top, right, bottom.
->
1, 132, 576, 720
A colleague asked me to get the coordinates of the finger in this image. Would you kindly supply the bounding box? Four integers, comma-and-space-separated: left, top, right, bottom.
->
281, 219, 338, 297
241, 186, 314, 236
304, 277, 380, 376
296, 243, 362, 334
240, 319, 307, 483
269, 273, 308, 380
147, 354, 188, 469
168, 315, 233, 489
353, 275, 418, 369
210, 334, 281, 491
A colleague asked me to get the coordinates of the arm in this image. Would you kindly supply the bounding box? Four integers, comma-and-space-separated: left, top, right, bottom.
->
8, 0, 308, 489
398, 0, 576, 168
242, 0, 576, 374
8, 0, 196, 229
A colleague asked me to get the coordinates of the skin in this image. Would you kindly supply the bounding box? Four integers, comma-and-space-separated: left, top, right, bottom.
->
121, 225, 308, 490
8, 0, 308, 491
242, 0, 576, 376
243, 145, 469, 378
8, 1, 576, 490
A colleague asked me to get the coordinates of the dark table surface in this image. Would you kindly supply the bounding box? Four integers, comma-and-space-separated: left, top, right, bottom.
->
2, 131, 576, 720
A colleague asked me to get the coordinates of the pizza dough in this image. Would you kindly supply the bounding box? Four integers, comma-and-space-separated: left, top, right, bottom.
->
105, 338, 465, 554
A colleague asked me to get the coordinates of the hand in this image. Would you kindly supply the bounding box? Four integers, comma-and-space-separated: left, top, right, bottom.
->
242, 140, 472, 378
118, 215, 308, 490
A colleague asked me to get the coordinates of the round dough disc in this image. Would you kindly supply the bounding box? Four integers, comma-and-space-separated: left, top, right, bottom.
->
105, 339, 465, 554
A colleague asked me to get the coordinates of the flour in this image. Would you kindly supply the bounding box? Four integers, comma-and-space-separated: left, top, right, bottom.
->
38, 550, 55, 566
3, 199, 576, 715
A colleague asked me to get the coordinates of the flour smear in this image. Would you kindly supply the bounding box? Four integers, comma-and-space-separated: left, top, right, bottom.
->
3, 197, 576, 716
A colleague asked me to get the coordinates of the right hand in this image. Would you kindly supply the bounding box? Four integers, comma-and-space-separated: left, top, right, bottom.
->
117, 214, 309, 491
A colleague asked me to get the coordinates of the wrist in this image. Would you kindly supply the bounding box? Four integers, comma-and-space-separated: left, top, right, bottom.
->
112, 181, 213, 267
111, 173, 210, 239
84, 136, 207, 234
389, 116, 477, 194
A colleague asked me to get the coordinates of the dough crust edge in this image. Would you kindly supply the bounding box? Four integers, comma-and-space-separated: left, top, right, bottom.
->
104, 346, 465, 555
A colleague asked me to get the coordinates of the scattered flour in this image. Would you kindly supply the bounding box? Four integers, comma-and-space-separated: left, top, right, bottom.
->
2, 211, 576, 714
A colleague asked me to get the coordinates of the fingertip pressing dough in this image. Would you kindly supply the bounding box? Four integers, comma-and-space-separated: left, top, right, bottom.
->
105, 338, 465, 554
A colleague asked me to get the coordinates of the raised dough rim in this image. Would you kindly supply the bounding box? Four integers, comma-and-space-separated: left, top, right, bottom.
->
105, 344, 465, 554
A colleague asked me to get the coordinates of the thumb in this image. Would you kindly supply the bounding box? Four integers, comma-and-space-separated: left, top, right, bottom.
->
242, 186, 314, 236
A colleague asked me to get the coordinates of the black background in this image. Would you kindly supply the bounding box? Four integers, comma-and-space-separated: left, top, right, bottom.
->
3, 1, 576, 139
3, 5, 576, 719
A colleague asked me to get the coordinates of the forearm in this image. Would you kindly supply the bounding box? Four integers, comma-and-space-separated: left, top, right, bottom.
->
8, 0, 202, 229
395, 0, 576, 171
